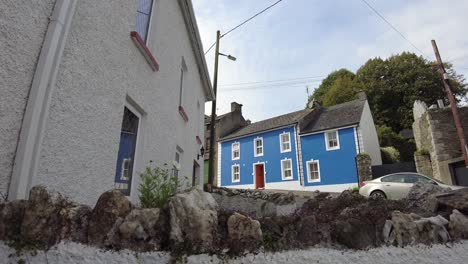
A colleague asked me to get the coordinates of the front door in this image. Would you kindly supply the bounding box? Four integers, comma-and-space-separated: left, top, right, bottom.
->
255, 164, 265, 189
114, 107, 139, 196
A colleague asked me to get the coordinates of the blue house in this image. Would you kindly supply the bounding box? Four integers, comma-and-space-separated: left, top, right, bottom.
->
217, 98, 382, 192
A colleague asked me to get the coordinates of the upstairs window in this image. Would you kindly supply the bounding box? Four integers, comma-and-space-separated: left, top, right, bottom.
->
254, 138, 264, 157
280, 132, 291, 153
232, 142, 240, 160
325, 130, 340, 151
307, 160, 321, 182
281, 159, 293, 180
135, 0, 154, 42
232, 165, 240, 182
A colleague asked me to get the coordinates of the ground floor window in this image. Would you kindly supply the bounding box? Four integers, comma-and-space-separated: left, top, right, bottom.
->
306, 160, 320, 182
281, 159, 293, 180
232, 165, 240, 182
114, 106, 140, 195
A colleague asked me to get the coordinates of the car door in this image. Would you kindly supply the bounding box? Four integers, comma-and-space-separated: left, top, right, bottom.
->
380, 174, 407, 200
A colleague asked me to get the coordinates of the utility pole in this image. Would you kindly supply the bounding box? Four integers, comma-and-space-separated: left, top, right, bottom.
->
431, 40, 468, 167
207, 30, 221, 191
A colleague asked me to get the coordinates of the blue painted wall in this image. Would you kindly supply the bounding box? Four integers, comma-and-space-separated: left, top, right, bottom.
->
220, 126, 298, 186
300, 127, 358, 186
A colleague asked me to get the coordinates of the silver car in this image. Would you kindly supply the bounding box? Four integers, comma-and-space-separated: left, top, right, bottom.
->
359, 172, 464, 200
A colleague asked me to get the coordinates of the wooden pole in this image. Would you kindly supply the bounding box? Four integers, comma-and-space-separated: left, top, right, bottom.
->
207, 30, 221, 191
431, 40, 468, 167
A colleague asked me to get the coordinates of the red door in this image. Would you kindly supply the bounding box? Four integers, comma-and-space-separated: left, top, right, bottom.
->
255, 164, 265, 189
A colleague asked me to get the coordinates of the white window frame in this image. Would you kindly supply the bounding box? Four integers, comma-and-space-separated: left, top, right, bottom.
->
281, 158, 293, 180
325, 130, 340, 151
254, 137, 264, 157
279, 132, 291, 153
306, 160, 321, 183
232, 142, 240, 160
232, 164, 240, 183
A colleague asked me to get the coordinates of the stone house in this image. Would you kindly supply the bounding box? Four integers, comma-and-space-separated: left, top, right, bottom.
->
204, 102, 249, 185
413, 101, 468, 186
0, 0, 213, 205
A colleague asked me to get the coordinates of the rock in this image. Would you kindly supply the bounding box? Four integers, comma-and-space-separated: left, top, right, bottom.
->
227, 213, 262, 241
387, 211, 450, 247
0, 200, 27, 241
436, 188, 468, 215
106, 208, 164, 251
449, 209, 468, 240
21, 186, 67, 247
407, 183, 451, 214
59, 203, 91, 243
296, 215, 322, 246
168, 188, 218, 253
88, 190, 132, 246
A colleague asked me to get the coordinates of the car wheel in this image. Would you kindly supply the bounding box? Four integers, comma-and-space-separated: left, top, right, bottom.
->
370, 190, 387, 199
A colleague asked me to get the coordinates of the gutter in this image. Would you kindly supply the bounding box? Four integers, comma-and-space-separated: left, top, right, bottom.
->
8, 0, 77, 200
177, 0, 214, 101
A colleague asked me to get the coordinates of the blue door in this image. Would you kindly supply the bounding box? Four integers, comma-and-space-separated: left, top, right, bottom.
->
114, 107, 139, 195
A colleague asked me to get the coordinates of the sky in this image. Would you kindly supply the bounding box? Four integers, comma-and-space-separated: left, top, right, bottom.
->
192, 0, 468, 122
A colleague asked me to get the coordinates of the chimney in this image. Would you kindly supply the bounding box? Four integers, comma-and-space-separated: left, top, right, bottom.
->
231, 102, 242, 113
356, 91, 367, 100
246, 119, 251, 125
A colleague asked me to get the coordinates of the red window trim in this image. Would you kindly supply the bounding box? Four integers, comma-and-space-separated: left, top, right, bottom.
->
196, 136, 202, 145
130, 31, 159, 71
178, 106, 189, 122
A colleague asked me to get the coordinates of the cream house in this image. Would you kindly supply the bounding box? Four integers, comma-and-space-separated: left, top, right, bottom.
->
0, 0, 213, 205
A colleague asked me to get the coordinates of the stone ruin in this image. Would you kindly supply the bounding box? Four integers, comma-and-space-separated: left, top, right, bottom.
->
0, 184, 468, 256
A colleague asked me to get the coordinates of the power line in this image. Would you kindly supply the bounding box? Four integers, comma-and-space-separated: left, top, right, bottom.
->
221, 79, 322, 91
219, 75, 326, 87
204, 0, 284, 55
359, 0, 429, 59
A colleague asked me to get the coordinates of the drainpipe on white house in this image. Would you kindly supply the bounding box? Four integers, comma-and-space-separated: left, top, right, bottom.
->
8, 0, 78, 200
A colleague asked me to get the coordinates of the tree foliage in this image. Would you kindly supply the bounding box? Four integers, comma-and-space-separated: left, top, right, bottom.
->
308, 52, 467, 132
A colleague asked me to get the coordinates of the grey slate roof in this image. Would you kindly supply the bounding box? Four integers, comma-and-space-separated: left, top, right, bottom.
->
219, 99, 366, 141
300, 99, 366, 134
220, 110, 308, 141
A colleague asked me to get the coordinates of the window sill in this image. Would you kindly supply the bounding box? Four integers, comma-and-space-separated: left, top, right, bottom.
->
326, 147, 340, 151
179, 106, 189, 122
130, 31, 159, 72
280, 149, 292, 153
282, 177, 294, 181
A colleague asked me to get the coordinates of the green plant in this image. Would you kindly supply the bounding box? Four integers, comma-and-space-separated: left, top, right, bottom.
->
381, 146, 400, 164
349, 186, 360, 193
415, 149, 430, 156
357, 153, 370, 159
138, 161, 183, 208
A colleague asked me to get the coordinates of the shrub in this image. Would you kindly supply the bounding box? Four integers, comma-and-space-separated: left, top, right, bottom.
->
376, 125, 416, 162
357, 153, 370, 159
138, 162, 183, 208
415, 148, 430, 156
381, 146, 400, 164
348, 186, 360, 193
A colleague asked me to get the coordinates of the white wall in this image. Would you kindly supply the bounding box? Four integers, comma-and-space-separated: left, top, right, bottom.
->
359, 101, 382, 165
11, 0, 209, 205
0, 0, 57, 198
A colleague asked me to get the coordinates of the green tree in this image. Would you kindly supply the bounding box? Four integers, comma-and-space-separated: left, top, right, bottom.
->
308, 68, 355, 104
357, 52, 467, 132
322, 75, 363, 107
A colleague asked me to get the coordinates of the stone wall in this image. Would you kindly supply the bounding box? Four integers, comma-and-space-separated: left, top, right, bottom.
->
413, 103, 468, 184
414, 154, 433, 177
356, 154, 372, 184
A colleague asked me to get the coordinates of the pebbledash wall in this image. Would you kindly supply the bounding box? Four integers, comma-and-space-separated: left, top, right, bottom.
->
219, 126, 299, 188
0, 0, 57, 199
1, 0, 211, 205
